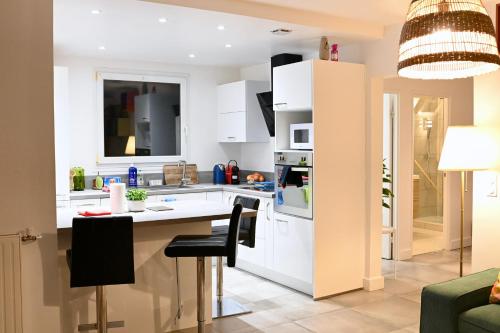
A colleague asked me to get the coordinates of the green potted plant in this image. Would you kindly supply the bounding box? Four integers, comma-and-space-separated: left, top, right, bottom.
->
383, 159, 394, 209
126, 188, 148, 212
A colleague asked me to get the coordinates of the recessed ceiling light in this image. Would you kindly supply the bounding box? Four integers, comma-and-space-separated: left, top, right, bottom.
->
91, 9, 102, 15
217, 25, 225, 31
225, 44, 232, 48
158, 17, 167, 23
98, 46, 106, 51
188, 54, 196, 58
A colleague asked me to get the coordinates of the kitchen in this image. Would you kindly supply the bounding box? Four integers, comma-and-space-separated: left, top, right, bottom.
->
53, 0, 367, 332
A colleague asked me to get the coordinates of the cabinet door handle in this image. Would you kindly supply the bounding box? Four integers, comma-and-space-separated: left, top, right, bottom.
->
227, 136, 236, 140
266, 202, 271, 221
274, 103, 288, 110
276, 219, 288, 223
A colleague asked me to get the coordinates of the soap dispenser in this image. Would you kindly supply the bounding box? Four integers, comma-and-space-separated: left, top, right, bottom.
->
128, 164, 138, 188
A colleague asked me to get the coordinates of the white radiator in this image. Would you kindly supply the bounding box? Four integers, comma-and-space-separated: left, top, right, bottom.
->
0, 235, 22, 333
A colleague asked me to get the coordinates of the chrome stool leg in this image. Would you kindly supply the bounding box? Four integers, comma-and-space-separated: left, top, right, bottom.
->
197, 257, 205, 333
212, 258, 251, 319
216, 256, 223, 303
78, 286, 125, 332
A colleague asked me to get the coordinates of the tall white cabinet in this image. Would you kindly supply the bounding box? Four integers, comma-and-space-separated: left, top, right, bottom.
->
272, 60, 366, 299
217, 80, 269, 143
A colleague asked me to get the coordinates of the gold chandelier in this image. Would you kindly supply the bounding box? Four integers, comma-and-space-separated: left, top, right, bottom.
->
398, 0, 500, 79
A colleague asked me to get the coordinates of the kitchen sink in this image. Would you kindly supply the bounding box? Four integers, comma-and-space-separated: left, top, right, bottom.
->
141, 185, 194, 190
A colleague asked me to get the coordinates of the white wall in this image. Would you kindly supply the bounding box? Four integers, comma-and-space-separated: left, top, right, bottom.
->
473, 70, 500, 272
54, 56, 242, 174
384, 78, 474, 260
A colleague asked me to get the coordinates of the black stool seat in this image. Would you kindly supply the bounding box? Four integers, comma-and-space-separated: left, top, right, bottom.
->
165, 235, 227, 258
211, 225, 250, 241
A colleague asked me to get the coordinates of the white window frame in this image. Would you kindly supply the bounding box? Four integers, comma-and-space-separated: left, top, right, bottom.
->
96, 71, 188, 165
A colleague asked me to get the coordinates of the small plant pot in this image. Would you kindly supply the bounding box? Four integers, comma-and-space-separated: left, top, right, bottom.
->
128, 200, 146, 212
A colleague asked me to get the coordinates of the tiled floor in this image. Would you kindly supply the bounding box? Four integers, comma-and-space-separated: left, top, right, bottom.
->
412, 227, 444, 255
175, 248, 471, 333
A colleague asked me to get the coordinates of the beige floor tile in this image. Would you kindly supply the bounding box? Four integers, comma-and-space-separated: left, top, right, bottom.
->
327, 289, 392, 308
388, 323, 419, 333
212, 316, 258, 333
237, 309, 290, 330
352, 296, 420, 329
260, 322, 312, 333
399, 290, 422, 304
383, 277, 424, 295
296, 308, 398, 333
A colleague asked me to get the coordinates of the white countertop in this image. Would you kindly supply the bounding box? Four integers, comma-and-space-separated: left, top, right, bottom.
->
57, 200, 257, 230
66, 183, 275, 200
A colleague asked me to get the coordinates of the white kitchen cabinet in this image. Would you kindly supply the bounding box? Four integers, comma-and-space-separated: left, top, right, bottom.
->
217, 112, 246, 142
217, 80, 269, 143
236, 197, 274, 269
273, 212, 313, 284
70, 198, 100, 208
273, 60, 312, 111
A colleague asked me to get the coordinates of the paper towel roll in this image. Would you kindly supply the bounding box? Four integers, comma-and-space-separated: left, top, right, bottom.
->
110, 183, 127, 214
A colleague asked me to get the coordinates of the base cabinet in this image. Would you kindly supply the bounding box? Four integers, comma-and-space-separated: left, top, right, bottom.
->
273, 213, 313, 285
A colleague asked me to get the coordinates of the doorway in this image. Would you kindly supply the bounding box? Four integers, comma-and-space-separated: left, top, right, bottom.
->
382, 93, 397, 260
412, 96, 447, 255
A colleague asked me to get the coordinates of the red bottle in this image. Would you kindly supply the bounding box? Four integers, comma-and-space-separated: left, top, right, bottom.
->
331, 44, 339, 62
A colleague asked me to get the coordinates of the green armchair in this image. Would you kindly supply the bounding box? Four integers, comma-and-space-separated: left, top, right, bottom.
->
420, 268, 500, 333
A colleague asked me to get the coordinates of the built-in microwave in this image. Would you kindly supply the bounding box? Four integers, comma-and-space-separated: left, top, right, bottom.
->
290, 123, 313, 150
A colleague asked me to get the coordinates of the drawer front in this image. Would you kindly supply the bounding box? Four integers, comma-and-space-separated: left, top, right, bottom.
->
70, 198, 100, 208
156, 192, 207, 202
206, 191, 223, 202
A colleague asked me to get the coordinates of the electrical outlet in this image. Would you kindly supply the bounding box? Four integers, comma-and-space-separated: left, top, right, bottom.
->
485, 172, 498, 197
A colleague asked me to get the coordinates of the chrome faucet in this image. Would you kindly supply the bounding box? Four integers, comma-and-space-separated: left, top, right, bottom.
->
177, 160, 191, 187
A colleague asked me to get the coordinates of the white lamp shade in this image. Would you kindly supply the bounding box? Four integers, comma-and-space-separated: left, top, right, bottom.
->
438, 126, 495, 171
125, 136, 135, 155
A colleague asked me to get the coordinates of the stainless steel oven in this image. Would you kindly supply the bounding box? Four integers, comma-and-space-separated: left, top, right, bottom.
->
274, 152, 313, 219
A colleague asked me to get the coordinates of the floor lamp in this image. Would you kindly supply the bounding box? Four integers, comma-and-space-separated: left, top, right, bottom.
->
438, 126, 492, 277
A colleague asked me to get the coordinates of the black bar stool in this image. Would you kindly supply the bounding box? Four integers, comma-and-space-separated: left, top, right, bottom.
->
164, 204, 243, 333
66, 217, 135, 333
211, 195, 259, 318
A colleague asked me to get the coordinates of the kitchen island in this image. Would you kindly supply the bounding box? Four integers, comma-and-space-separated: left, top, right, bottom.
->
56, 200, 257, 333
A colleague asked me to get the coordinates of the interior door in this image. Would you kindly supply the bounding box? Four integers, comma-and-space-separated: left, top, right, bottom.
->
1, 1, 61, 332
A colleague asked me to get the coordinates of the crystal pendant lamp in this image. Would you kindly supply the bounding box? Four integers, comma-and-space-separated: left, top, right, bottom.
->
398, 0, 500, 79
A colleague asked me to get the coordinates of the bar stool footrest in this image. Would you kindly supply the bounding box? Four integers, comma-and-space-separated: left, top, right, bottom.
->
78, 320, 125, 331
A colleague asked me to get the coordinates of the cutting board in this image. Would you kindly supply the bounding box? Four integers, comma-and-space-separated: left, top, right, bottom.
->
163, 164, 199, 185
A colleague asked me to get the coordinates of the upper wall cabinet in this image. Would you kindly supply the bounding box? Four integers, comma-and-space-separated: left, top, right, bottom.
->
217, 80, 269, 143
273, 61, 312, 111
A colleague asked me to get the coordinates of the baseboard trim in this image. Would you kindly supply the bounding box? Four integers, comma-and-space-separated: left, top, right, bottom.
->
363, 275, 385, 291
447, 236, 472, 251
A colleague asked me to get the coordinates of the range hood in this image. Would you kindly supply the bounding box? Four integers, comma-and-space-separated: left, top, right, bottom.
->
257, 53, 303, 137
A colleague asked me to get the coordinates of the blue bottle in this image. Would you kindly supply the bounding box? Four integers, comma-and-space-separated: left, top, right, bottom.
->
128, 164, 138, 187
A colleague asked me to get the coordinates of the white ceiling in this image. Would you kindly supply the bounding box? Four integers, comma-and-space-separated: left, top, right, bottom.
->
54, 0, 357, 67
246, 0, 410, 25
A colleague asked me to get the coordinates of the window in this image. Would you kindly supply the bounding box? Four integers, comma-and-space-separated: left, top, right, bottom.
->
97, 72, 187, 164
